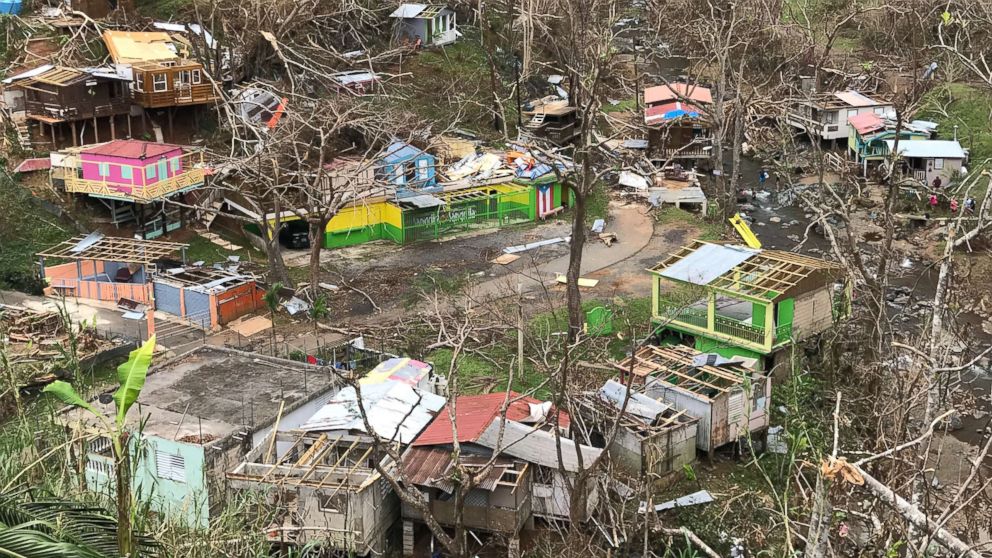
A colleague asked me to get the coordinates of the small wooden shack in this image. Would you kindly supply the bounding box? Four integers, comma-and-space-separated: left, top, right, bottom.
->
103, 31, 219, 109
643, 83, 713, 161
621, 344, 770, 457
575, 379, 698, 482
390, 4, 458, 47
6, 65, 132, 148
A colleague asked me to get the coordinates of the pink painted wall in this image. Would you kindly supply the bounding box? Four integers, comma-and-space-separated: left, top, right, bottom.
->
79, 147, 184, 192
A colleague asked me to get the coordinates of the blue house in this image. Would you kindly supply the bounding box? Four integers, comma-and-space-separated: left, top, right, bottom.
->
378, 141, 438, 197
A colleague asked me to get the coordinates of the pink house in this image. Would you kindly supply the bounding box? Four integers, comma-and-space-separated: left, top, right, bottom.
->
78, 140, 187, 195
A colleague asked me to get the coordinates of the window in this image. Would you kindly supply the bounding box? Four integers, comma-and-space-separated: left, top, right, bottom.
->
153, 73, 168, 92
121, 165, 133, 180
191, 69, 201, 84
170, 158, 180, 172
179, 70, 191, 85
318, 493, 346, 513
934, 158, 944, 170
98, 162, 110, 178
821, 111, 837, 124
846, 109, 858, 122
874, 107, 884, 114
146, 165, 157, 180
135, 74, 144, 92
155, 449, 186, 482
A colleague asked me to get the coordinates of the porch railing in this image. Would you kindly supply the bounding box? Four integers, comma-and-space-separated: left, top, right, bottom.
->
658, 306, 774, 347
64, 168, 206, 202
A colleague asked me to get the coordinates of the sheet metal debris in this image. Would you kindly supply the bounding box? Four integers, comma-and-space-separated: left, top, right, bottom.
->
503, 236, 570, 254
638, 490, 715, 513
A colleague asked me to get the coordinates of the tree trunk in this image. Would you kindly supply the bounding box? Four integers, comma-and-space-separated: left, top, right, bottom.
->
308, 219, 326, 296
114, 434, 133, 557
565, 189, 586, 343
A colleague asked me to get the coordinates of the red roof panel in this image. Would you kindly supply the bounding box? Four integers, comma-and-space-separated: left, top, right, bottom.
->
80, 140, 184, 160
412, 392, 570, 446
644, 83, 712, 105
848, 112, 884, 135
13, 158, 52, 173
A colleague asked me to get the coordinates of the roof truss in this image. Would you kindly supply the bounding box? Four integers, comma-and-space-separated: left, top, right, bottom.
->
37, 236, 188, 264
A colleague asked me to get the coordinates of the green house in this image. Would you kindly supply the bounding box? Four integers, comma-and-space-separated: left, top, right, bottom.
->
648, 241, 851, 362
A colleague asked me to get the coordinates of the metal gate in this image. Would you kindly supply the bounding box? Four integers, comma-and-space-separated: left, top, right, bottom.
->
153, 281, 182, 316
184, 290, 212, 329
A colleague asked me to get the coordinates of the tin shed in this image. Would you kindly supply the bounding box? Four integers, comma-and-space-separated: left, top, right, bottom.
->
621, 345, 770, 456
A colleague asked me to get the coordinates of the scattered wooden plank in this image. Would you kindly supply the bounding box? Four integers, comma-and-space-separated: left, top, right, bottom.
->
492, 253, 521, 265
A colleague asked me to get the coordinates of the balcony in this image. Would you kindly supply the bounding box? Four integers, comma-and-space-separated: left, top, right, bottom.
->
544, 123, 577, 144
25, 99, 130, 122
64, 168, 206, 203
655, 305, 794, 354
134, 83, 219, 109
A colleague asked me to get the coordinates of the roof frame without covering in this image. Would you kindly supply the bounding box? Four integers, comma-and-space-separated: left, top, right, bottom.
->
37, 235, 188, 264
650, 240, 845, 301
616, 345, 755, 398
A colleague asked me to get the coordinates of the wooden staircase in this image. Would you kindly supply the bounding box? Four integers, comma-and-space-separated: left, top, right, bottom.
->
14, 121, 33, 149
526, 112, 546, 128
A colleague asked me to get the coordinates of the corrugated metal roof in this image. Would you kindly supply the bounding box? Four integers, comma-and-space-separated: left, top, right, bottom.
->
833, 90, 882, 108
381, 141, 426, 164
390, 3, 427, 18
598, 379, 670, 422
2, 64, 54, 84
476, 419, 602, 473
848, 112, 884, 135
401, 446, 516, 492
644, 83, 712, 105
13, 158, 52, 173
658, 243, 758, 286
412, 392, 570, 446
884, 139, 966, 159
360, 357, 432, 387
301, 381, 446, 443
80, 140, 183, 160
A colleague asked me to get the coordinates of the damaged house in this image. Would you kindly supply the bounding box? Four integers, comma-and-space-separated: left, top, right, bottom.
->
787, 90, 894, 142
63, 346, 341, 528
574, 379, 698, 481
847, 112, 935, 176
648, 240, 851, 367
643, 83, 713, 161
103, 30, 220, 112
227, 366, 446, 555
400, 393, 602, 556
3, 65, 132, 149
390, 4, 458, 47
51, 139, 206, 237
521, 97, 580, 146
619, 345, 770, 457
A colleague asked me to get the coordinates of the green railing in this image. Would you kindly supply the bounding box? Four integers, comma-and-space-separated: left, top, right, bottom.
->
658, 306, 779, 347
403, 199, 532, 244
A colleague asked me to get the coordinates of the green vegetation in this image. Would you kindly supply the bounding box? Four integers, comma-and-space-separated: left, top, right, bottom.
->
602, 97, 637, 113
0, 173, 74, 293
919, 83, 992, 166
656, 206, 723, 241
183, 234, 262, 267
396, 30, 495, 135
135, 0, 192, 19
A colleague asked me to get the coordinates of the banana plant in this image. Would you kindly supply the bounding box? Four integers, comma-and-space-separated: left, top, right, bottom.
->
43, 335, 156, 558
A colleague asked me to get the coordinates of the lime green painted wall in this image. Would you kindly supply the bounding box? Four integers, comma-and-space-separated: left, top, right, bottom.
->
324, 225, 382, 248
777, 298, 795, 337
752, 303, 766, 327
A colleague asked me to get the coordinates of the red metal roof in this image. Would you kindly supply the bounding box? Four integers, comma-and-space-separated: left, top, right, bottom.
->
80, 140, 183, 159
644, 101, 704, 124
644, 83, 713, 106
412, 392, 570, 446
848, 112, 884, 135
13, 158, 52, 173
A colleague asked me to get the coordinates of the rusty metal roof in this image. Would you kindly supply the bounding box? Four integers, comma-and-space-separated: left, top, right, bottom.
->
412, 392, 570, 447
401, 446, 517, 492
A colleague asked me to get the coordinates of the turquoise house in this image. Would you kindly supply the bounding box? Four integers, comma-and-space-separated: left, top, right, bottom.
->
71, 346, 342, 528
847, 112, 934, 176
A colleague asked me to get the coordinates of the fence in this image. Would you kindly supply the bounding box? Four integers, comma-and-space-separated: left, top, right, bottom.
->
402, 190, 533, 244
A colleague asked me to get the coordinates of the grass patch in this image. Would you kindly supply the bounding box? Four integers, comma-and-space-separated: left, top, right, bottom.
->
655, 206, 723, 241
584, 182, 610, 225
184, 234, 263, 266
919, 83, 992, 166
426, 347, 552, 398
602, 97, 637, 113
0, 173, 75, 293
135, 0, 193, 19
